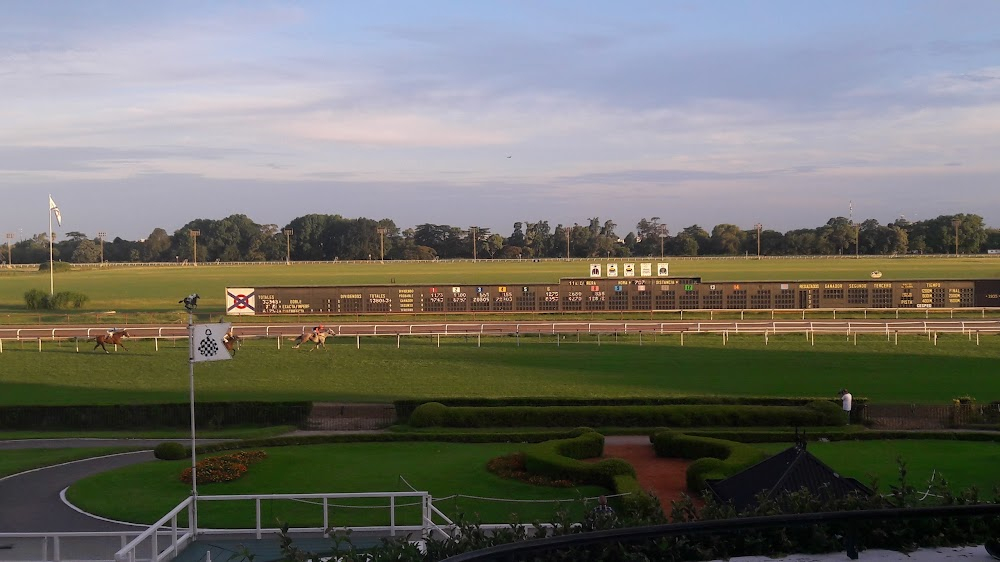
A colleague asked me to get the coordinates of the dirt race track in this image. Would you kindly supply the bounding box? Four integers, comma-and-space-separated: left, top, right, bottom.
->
3, 319, 1000, 342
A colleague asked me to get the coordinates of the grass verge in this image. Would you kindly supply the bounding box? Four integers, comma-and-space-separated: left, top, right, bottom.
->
66, 442, 608, 527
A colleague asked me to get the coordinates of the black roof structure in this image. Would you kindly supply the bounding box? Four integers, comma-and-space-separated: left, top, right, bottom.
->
707, 440, 872, 512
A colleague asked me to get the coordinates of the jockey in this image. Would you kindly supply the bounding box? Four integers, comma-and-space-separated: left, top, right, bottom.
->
107, 327, 117, 336
312, 324, 324, 336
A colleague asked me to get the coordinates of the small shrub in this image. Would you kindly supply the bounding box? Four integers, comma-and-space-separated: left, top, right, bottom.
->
37, 261, 72, 273
23, 289, 90, 310
23, 289, 46, 310
408, 402, 448, 427
154, 442, 187, 460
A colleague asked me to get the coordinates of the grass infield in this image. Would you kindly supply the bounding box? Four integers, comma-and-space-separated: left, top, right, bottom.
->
2, 257, 1000, 318
0, 447, 139, 478
65, 442, 608, 527
1, 333, 998, 406
755, 439, 1000, 494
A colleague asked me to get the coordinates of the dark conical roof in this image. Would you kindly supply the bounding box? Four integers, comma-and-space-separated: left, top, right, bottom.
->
707, 442, 872, 512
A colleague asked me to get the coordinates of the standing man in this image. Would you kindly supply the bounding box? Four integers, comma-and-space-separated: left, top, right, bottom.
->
839, 388, 853, 425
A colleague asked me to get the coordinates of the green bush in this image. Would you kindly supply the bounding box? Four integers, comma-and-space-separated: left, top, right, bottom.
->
405, 403, 844, 429
394, 396, 842, 420
154, 442, 187, 460
23, 288, 46, 310
522, 432, 636, 489
409, 402, 448, 427
195, 429, 586, 455
804, 400, 846, 425
651, 431, 767, 492
37, 261, 72, 273
23, 289, 90, 310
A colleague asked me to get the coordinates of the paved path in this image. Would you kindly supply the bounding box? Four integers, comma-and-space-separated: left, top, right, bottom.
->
0, 450, 154, 533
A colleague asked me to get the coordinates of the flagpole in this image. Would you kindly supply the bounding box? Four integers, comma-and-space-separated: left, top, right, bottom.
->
188, 307, 199, 533
48, 198, 54, 295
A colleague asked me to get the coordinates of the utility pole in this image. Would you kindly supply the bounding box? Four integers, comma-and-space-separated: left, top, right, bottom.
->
377, 227, 387, 261
754, 223, 763, 259
659, 225, 667, 259
190, 230, 201, 265
470, 226, 478, 261
565, 230, 571, 259
97, 231, 106, 265
5, 233, 12, 268
283, 229, 294, 265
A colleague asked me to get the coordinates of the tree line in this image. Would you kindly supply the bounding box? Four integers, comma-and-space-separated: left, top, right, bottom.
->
3, 212, 999, 264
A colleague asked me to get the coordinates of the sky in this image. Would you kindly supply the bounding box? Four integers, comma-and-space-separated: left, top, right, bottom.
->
2, 1, 1000, 241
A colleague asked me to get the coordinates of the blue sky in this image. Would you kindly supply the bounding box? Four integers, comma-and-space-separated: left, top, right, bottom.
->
3, 1, 1000, 240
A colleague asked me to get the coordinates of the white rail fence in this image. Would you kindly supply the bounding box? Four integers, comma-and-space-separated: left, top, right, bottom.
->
0, 492, 453, 562
3, 320, 1000, 353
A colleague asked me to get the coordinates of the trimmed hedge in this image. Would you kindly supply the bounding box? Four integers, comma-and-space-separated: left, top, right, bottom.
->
683, 429, 1000, 444
153, 442, 187, 460
518, 431, 660, 516
0, 402, 311, 430
194, 428, 593, 455
651, 430, 767, 492
408, 402, 847, 429
395, 396, 861, 421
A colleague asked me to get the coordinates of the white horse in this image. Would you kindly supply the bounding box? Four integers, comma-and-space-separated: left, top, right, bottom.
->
292, 328, 335, 351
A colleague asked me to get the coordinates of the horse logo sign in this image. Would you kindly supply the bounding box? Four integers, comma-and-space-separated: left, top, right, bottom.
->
193, 323, 232, 363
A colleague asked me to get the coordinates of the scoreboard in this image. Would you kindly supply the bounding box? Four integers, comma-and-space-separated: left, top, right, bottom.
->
226, 278, 1000, 315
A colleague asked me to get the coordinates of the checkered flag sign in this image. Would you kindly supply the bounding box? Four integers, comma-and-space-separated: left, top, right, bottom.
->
192, 322, 232, 363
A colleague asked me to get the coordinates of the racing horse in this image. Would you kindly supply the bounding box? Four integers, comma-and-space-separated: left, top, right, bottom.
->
292, 328, 334, 351
93, 330, 131, 353
223, 333, 242, 356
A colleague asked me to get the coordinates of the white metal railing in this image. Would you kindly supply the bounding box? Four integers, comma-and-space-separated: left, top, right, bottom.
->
4, 319, 1000, 353
111, 491, 448, 562
0, 531, 159, 562
114, 497, 195, 562
1, 492, 451, 562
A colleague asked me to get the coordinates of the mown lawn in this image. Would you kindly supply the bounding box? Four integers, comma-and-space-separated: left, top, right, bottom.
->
0, 448, 138, 478
755, 439, 1000, 494
66, 442, 607, 527
2, 257, 999, 314
2, 333, 998, 406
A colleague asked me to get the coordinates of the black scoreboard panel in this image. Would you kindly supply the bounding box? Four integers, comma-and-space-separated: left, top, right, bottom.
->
240, 278, 996, 315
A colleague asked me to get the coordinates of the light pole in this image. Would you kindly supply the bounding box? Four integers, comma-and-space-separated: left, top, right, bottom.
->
97, 231, 106, 265
754, 223, 763, 259
190, 230, 201, 265
377, 228, 387, 261
952, 218, 961, 256
658, 225, 667, 259
565, 230, 571, 259
853, 223, 859, 259
5, 233, 12, 268
470, 226, 478, 261
283, 229, 294, 265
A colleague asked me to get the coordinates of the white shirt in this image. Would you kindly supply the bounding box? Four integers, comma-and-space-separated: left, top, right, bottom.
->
842, 392, 853, 411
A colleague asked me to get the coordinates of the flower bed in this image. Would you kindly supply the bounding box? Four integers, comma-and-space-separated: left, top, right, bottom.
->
180, 450, 267, 484
486, 452, 575, 487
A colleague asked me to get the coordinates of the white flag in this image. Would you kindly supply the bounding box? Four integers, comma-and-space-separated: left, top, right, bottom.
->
192, 322, 232, 362
49, 195, 62, 227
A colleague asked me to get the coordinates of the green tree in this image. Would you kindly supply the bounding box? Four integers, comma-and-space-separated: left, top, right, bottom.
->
711, 224, 745, 255
70, 239, 101, 263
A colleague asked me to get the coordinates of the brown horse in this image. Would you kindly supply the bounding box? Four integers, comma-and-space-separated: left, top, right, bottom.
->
223, 333, 242, 356
292, 329, 334, 351
93, 330, 131, 353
